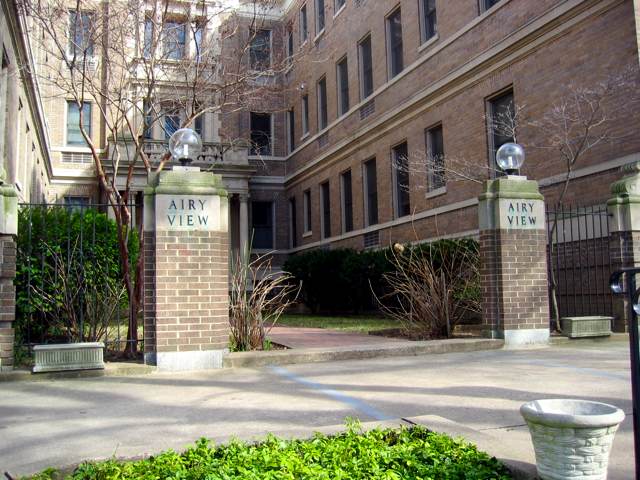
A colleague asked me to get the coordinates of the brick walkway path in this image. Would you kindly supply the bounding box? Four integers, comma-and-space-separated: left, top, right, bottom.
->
268, 326, 411, 349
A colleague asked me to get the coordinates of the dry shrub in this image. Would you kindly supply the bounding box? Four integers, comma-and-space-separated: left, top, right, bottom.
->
377, 240, 480, 339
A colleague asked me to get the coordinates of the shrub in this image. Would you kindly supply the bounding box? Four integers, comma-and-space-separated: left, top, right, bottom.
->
28, 424, 512, 479
15, 206, 139, 347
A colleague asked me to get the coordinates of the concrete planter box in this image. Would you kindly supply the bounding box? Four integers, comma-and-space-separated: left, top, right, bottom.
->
33, 342, 105, 373
521, 399, 624, 480
560, 316, 612, 338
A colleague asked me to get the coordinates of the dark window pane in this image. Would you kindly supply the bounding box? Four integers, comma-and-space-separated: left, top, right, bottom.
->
336, 0, 345, 9
342, 170, 353, 232
252, 201, 274, 249
144, 19, 153, 58
288, 109, 295, 153
422, 0, 437, 41
316, 0, 325, 32
317, 78, 328, 129
365, 159, 378, 226
250, 112, 272, 155
387, 9, 403, 78
290, 197, 297, 248
163, 21, 186, 60
337, 58, 349, 115
393, 142, 410, 217
250, 29, 271, 70
321, 181, 331, 238
69, 11, 94, 57
483, 0, 500, 11
489, 90, 515, 173
302, 95, 309, 134
300, 5, 308, 42
359, 35, 373, 99
164, 113, 180, 140
304, 189, 312, 232
427, 125, 445, 190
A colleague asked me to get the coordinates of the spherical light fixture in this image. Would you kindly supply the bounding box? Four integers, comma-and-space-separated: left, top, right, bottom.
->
496, 142, 525, 175
169, 128, 202, 166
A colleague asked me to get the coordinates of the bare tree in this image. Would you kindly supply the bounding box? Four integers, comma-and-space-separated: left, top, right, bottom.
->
19, 0, 291, 354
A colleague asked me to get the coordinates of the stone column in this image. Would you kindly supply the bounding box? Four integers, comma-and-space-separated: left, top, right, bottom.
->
478, 175, 550, 347
239, 193, 249, 254
143, 168, 229, 371
607, 162, 640, 332
0, 171, 18, 370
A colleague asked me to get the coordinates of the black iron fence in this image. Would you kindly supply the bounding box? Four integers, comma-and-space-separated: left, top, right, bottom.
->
15, 202, 143, 361
546, 204, 614, 319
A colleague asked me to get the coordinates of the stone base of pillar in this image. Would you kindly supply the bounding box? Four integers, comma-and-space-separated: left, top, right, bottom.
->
145, 349, 228, 371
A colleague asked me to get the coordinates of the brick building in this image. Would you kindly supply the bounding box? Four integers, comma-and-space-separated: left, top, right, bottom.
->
5, 0, 640, 260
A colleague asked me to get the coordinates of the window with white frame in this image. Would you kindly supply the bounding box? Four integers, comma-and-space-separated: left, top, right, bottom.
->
420, 0, 437, 43
162, 20, 186, 60
320, 181, 331, 239
386, 7, 403, 79
335, 0, 346, 12
392, 142, 410, 218
426, 124, 445, 191
163, 106, 181, 140
358, 34, 374, 100
66, 101, 91, 145
68, 10, 94, 58
300, 4, 309, 43
315, 0, 325, 34
303, 189, 312, 233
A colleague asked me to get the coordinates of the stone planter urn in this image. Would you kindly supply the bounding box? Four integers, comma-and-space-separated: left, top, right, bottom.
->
520, 399, 625, 480
560, 316, 612, 338
32, 342, 105, 373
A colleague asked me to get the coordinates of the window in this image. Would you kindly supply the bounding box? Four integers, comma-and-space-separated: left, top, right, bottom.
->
426, 125, 445, 191
163, 21, 186, 60
392, 142, 410, 217
487, 89, 514, 174
420, 0, 437, 42
315, 0, 325, 34
251, 201, 274, 249
286, 28, 294, 64
341, 170, 353, 233
66, 101, 91, 145
250, 112, 272, 156
143, 18, 154, 59
194, 114, 204, 139
303, 189, 312, 233
143, 99, 154, 139
335, 0, 346, 12
386, 7, 403, 79
300, 4, 309, 43
302, 95, 310, 135
164, 109, 180, 140
317, 77, 328, 130
194, 24, 204, 61
480, 0, 501, 12
287, 108, 295, 153
358, 34, 374, 100
320, 181, 331, 238
363, 158, 378, 226
64, 196, 90, 211
336, 56, 349, 116
289, 197, 298, 248
68, 11, 94, 57
249, 29, 271, 70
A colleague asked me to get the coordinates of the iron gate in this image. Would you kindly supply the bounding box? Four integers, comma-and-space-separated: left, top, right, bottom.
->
546, 204, 614, 319
15, 202, 143, 361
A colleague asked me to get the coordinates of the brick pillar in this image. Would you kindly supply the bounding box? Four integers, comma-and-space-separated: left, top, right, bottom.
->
607, 162, 640, 332
479, 176, 550, 347
0, 178, 18, 370
143, 168, 229, 371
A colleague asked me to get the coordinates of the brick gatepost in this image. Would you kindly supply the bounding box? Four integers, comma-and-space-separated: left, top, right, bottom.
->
608, 162, 640, 332
143, 168, 229, 370
0, 175, 18, 370
478, 176, 550, 347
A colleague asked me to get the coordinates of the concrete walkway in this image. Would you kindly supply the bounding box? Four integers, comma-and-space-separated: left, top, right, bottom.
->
268, 326, 410, 349
0, 342, 633, 478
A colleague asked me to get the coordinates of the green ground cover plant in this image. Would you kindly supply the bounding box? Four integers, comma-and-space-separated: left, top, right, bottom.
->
27, 424, 511, 480
278, 314, 399, 333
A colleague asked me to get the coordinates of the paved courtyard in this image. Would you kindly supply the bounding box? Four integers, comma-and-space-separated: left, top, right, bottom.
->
0, 341, 633, 478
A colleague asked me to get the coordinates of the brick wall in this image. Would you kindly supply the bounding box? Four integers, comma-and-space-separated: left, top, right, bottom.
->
144, 230, 229, 358
480, 229, 549, 334
0, 235, 16, 369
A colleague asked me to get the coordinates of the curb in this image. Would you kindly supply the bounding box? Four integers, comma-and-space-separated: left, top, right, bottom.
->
0, 362, 156, 383
550, 333, 629, 345
224, 338, 505, 368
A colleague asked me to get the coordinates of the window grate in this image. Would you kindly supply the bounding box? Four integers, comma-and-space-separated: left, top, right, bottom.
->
61, 152, 92, 164
360, 99, 375, 120
363, 231, 379, 249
